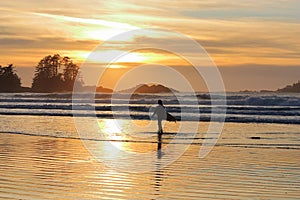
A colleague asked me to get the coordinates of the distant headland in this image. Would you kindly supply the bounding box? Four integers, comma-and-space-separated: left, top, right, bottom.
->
240, 80, 300, 93
276, 81, 300, 93
119, 84, 179, 94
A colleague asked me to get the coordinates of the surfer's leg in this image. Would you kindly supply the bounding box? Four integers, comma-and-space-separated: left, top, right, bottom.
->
158, 119, 163, 133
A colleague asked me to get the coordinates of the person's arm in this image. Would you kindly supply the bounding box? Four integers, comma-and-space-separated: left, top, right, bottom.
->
151, 107, 157, 118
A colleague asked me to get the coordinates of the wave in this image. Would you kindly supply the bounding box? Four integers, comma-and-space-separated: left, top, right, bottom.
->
229, 96, 300, 106
1, 94, 300, 106
1, 93, 300, 124
0, 111, 299, 124
0, 104, 299, 117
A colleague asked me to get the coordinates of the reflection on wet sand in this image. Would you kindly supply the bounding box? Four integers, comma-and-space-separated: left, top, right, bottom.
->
1, 132, 300, 199
1, 117, 300, 199
153, 145, 163, 198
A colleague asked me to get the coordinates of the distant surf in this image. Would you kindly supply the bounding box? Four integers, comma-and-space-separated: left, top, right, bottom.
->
0, 93, 300, 124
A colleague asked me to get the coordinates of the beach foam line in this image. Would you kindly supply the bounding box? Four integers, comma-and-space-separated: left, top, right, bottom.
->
1, 112, 300, 124
1, 131, 299, 150
1, 104, 300, 117
0, 131, 155, 144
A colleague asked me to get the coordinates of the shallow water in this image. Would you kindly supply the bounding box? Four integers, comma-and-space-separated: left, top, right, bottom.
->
0, 115, 300, 199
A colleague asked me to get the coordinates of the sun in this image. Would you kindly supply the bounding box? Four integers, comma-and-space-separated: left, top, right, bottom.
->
80, 50, 147, 65
85, 28, 137, 41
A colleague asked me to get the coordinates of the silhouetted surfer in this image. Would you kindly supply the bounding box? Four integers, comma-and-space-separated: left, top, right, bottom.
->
152, 100, 176, 150
152, 100, 167, 135
152, 99, 177, 134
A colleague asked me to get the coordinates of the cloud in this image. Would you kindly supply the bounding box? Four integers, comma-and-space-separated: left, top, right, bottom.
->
0, 0, 300, 68
0, 37, 98, 50
103, 31, 300, 58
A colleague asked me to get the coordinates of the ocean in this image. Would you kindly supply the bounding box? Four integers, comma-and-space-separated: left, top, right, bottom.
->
0, 92, 299, 199
0, 92, 300, 124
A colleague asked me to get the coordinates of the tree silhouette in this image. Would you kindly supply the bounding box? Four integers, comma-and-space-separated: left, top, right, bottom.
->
277, 81, 300, 93
62, 56, 80, 91
32, 54, 81, 92
0, 64, 21, 92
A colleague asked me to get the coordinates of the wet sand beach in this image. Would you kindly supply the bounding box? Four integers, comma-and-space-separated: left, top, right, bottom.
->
0, 120, 299, 199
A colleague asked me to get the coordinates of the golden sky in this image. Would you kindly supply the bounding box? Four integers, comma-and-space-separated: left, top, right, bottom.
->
1, 0, 300, 91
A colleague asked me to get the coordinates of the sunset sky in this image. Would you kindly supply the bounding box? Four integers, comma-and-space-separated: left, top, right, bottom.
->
0, 0, 300, 91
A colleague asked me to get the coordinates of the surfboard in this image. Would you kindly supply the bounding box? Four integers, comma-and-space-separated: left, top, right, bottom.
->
166, 112, 176, 122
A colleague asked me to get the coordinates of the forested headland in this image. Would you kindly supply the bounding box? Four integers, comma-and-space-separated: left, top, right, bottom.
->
1, 54, 83, 93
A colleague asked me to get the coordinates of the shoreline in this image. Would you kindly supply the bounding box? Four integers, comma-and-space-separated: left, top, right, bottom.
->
1, 129, 299, 150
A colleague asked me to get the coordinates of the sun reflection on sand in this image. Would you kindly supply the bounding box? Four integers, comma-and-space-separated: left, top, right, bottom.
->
103, 119, 122, 135
100, 120, 124, 151
96, 119, 163, 154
